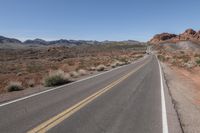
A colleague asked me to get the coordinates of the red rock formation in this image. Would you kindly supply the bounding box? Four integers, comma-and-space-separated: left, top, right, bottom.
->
149, 33, 177, 44
149, 29, 200, 44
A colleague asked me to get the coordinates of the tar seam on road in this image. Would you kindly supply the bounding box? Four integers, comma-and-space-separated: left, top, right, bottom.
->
158, 59, 169, 133
27, 61, 148, 133
0, 56, 148, 108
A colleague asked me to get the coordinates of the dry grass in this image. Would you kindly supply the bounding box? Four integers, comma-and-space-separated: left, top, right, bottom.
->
196, 58, 200, 66
70, 71, 79, 78
78, 69, 87, 76
88, 67, 96, 71
5, 81, 23, 92
44, 70, 71, 87
27, 79, 35, 87
111, 61, 125, 68
96, 64, 106, 71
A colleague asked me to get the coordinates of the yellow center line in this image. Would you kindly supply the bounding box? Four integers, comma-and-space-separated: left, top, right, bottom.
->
27, 62, 147, 133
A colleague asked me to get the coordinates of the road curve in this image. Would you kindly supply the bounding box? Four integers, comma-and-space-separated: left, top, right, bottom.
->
0, 55, 182, 133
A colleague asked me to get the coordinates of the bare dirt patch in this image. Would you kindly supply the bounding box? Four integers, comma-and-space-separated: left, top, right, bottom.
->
162, 63, 200, 133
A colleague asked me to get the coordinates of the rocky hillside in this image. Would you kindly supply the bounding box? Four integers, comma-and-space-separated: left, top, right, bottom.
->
149, 29, 200, 44
154, 29, 200, 70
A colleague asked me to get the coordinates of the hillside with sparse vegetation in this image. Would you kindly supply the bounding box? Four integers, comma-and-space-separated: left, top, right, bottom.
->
0, 41, 146, 93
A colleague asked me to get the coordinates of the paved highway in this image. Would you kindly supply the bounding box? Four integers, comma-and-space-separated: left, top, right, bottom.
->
0, 55, 182, 133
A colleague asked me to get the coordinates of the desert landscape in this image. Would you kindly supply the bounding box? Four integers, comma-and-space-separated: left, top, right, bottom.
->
1, 29, 200, 133
1, 1, 200, 133
0, 37, 146, 95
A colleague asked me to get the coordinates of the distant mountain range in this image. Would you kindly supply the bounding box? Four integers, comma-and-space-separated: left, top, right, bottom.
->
0, 36, 22, 44
0, 35, 142, 48
149, 29, 200, 44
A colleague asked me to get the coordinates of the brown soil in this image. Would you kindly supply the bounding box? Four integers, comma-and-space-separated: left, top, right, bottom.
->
163, 63, 200, 133
0, 44, 146, 94
173, 67, 200, 105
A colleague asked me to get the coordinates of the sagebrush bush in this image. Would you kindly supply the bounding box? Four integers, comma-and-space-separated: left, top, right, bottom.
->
111, 61, 124, 68
157, 55, 165, 61
184, 60, 196, 69
117, 61, 125, 66
5, 81, 23, 92
111, 63, 117, 68
70, 71, 79, 78
27, 79, 35, 87
196, 58, 200, 66
78, 69, 87, 76
96, 65, 106, 71
89, 67, 96, 71
44, 70, 70, 87
64, 73, 71, 79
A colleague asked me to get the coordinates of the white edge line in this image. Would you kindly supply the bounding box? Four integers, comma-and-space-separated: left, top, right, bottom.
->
157, 58, 169, 133
0, 56, 148, 107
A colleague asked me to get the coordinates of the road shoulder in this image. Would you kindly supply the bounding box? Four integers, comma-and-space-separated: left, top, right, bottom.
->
160, 62, 182, 133
162, 63, 200, 133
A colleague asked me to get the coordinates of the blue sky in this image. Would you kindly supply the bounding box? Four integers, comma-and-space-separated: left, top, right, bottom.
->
0, 0, 199, 41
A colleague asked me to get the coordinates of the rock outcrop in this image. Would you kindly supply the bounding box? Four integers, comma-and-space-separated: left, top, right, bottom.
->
149, 29, 200, 44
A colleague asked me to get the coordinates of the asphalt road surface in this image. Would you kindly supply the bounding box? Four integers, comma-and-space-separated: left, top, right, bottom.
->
0, 55, 182, 133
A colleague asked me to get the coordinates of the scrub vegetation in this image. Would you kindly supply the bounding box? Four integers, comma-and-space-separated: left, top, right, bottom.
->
0, 43, 146, 93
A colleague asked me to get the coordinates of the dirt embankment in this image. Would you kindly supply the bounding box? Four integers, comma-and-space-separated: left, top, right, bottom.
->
162, 63, 200, 133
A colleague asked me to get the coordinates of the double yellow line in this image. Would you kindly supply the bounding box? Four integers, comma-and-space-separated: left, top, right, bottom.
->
28, 62, 146, 133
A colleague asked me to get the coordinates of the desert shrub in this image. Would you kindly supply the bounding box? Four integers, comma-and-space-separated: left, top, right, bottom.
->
118, 58, 127, 63
171, 59, 177, 65
78, 69, 87, 76
112, 61, 125, 68
70, 71, 79, 78
16, 72, 27, 76
96, 65, 106, 71
5, 81, 23, 92
115, 61, 121, 66
157, 55, 165, 62
27, 79, 35, 87
182, 57, 190, 63
64, 73, 71, 79
111, 63, 117, 68
89, 67, 96, 71
196, 58, 200, 66
44, 70, 70, 87
184, 61, 197, 69
106, 63, 111, 67
126, 60, 131, 64
118, 61, 125, 66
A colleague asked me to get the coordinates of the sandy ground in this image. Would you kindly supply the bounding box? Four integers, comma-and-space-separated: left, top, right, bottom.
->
162, 63, 200, 133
